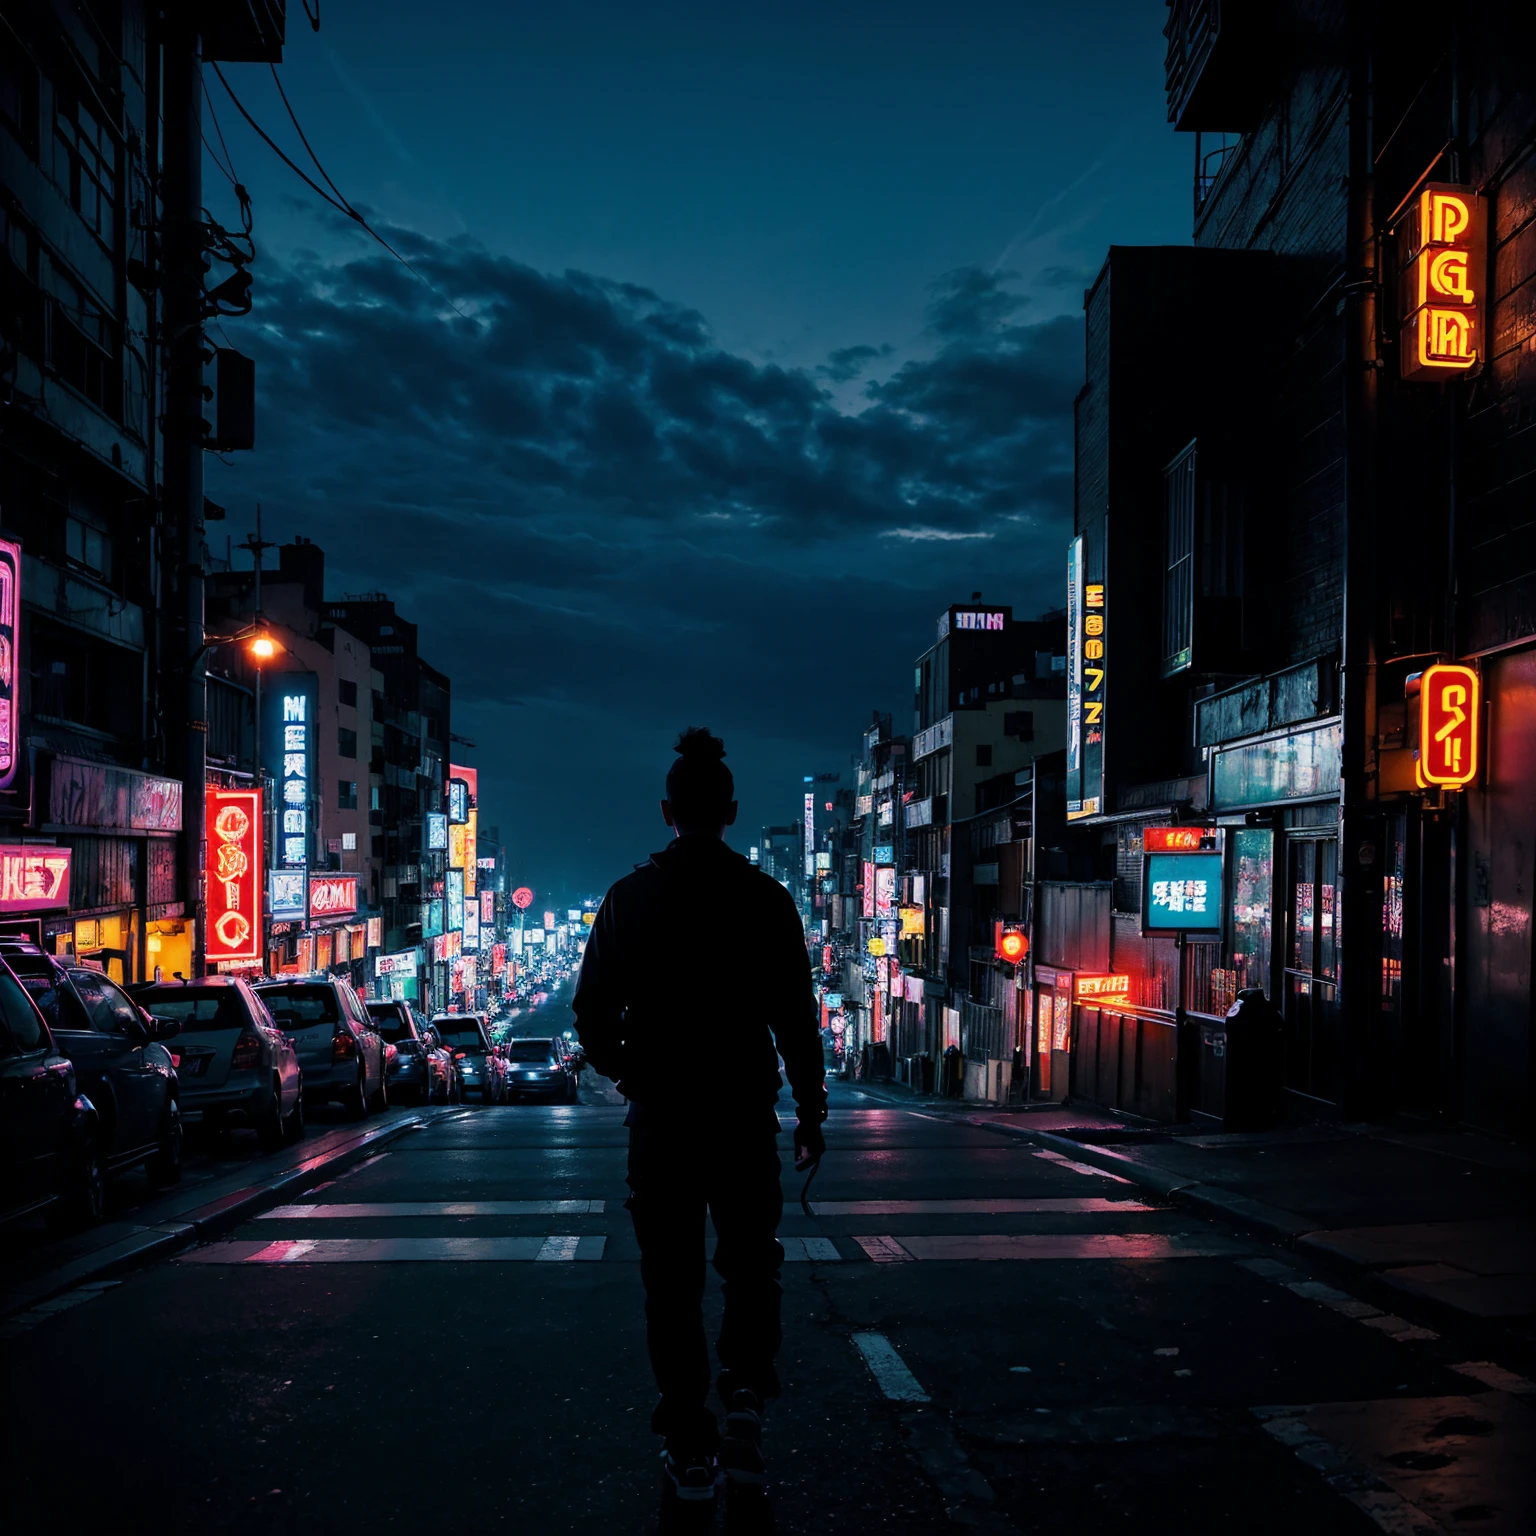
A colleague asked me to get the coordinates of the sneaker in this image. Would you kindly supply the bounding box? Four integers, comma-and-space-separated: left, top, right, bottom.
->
662, 1448, 718, 1504
719, 1390, 767, 1489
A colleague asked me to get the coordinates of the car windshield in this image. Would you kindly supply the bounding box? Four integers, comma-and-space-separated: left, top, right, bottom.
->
255, 986, 339, 1025
367, 1008, 413, 1041
435, 1022, 484, 1048
137, 989, 245, 1030
508, 1041, 557, 1062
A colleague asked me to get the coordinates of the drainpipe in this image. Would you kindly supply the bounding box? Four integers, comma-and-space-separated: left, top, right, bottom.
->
1339, 0, 1382, 1115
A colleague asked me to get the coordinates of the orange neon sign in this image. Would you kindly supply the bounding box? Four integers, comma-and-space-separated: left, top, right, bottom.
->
997, 927, 1028, 963
1143, 827, 1214, 852
1075, 973, 1130, 1001
1399, 185, 1484, 381
1418, 663, 1480, 788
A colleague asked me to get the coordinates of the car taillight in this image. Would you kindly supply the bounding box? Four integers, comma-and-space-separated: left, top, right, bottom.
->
231, 1031, 262, 1070
384, 1043, 398, 1064
453, 1050, 466, 1060
333, 1031, 358, 1062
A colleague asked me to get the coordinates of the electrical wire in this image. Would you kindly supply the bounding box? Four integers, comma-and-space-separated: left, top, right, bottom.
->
209, 62, 471, 323
268, 61, 355, 217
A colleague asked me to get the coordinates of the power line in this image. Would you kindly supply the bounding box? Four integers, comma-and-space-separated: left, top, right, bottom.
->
209, 62, 471, 324
202, 77, 242, 189
268, 63, 351, 213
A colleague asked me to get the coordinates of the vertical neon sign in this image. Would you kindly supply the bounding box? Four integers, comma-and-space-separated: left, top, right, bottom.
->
0, 538, 19, 790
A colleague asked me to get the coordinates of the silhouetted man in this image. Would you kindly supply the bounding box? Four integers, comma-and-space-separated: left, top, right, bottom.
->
573, 727, 827, 1506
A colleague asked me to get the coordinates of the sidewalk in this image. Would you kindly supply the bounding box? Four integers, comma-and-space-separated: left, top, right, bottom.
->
845, 1078, 1536, 1334
0, 1107, 440, 1322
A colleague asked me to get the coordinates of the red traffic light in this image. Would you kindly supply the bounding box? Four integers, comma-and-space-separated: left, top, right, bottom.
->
997, 926, 1028, 963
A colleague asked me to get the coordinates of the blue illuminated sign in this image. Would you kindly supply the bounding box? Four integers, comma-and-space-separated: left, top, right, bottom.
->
1143, 851, 1224, 934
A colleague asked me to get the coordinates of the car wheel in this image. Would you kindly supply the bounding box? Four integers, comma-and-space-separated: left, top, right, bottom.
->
343, 1065, 368, 1120
481, 1080, 496, 1106
283, 1084, 306, 1143
147, 1100, 184, 1187
368, 1059, 389, 1115
257, 1081, 285, 1153
52, 1134, 106, 1228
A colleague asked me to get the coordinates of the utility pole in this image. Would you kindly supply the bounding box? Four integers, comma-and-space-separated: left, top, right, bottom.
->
161, 8, 207, 975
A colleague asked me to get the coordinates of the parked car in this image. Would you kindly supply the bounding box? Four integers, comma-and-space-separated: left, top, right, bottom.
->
503, 1036, 579, 1103
431, 1012, 507, 1105
0, 958, 104, 1226
130, 977, 303, 1150
0, 940, 182, 1187
254, 977, 387, 1119
422, 1024, 462, 1103
368, 999, 453, 1105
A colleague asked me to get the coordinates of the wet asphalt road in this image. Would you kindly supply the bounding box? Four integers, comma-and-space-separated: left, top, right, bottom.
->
1, 1079, 1527, 1536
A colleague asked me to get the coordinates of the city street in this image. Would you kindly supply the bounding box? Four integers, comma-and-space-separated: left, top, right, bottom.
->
3, 1077, 1527, 1535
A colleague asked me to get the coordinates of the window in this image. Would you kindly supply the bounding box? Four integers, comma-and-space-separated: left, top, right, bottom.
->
52, 87, 116, 247
338, 726, 358, 758
1163, 441, 1196, 674
65, 516, 112, 579
0, 972, 47, 1053
69, 970, 141, 1036
0, 49, 39, 159
338, 679, 358, 708
338, 780, 358, 810
370, 784, 381, 811
975, 744, 993, 767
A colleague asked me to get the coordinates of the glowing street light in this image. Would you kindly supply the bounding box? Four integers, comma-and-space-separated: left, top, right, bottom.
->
249, 633, 277, 660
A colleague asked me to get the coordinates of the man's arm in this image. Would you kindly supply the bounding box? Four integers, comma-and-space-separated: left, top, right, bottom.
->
767, 888, 828, 1128
571, 895, 626, 1082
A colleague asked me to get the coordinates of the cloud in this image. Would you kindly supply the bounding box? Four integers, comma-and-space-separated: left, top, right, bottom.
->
210, 239, 1079, 888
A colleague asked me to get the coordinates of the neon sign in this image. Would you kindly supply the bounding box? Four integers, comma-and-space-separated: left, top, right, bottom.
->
1143, 827, 1215, 852
206, 788, 262, 963
1075, 973, 1130, 1001
0, 845, 72, 911
511, 886, 534, 910
308, 873, 358, 916
1418, 663, 1480, 787
0, 538, 20, 790
1399, 185, 1484, 381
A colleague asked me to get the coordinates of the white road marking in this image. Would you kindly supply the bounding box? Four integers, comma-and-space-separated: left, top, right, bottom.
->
257, 1200, 604, 1219
1032, 1148, 1132, 1183
1282, 1280, 1439, 1341
810, 1197, 1153, 1215
890, 1233, 1247, 1261
1451, 1360, 1536, 1395
1256, 1408, 1459, 1536
852, 1332, 930, 1402
782, 1236, 842, 1262
854, 1235, 915, 1263
0, 1281, 118, 1339
181, 1236, 606, 1263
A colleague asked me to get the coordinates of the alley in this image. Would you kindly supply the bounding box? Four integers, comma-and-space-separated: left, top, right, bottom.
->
2, 1082, 1527, 1535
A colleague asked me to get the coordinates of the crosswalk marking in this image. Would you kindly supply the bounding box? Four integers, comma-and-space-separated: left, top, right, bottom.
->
257, 1200, 605, 1219
855, 1235, 915, 1263
1033, 1148, 1132, 1183
889, 1232, 1248, 1261
181, 1236, 607, 1264
811, 1197, 1152, 1216
783, 1237, 842, 1262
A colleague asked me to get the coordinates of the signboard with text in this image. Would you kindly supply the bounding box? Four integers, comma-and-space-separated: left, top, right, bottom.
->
0, 844, 71, 912
1142, 851, 1223, 936
309, 873, 358, 919
206, 788, 262, 964
0, 538, 19, 791
263, 674, 317, 900
1399, 185, 1485, 382
1416, 663, 1480, 788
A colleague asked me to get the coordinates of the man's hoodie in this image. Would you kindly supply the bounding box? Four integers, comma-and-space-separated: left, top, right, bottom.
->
572, 834, 827, 1127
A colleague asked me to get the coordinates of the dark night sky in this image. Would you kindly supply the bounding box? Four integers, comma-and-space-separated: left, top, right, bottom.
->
204, 2, 1190, 902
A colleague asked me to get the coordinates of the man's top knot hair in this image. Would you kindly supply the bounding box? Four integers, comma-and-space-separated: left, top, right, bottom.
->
675, 726, 727, 763
666, 726, 734, 826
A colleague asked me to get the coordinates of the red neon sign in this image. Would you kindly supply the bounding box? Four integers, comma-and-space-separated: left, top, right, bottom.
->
309, 873, 358, 917
511, 886, 534, 910
0, 844, 72, 912
0, 538, 19, 790
206, 788, 263, 963
997, 927, 1028, 963
1075, 973, 1131, 1001
1143, 827, 1214, 852
1419, 663, 1480, 787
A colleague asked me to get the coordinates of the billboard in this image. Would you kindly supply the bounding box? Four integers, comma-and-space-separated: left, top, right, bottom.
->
1143, 851, 1223, 936
447, 777, 469, 824
0, 844, 72, 912
874, 865, 896, 919
426, 812, 448, 851
309, 873, 358, 918
270, 870, 305, 921
375, 949, 419, 977
482, 890, 495, 925
464, 903, 480, 951
206, 788, 262, 964
447, 867, 464, 933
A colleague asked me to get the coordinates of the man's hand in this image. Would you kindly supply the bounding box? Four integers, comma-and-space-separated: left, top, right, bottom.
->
793, 1120, 826, 1171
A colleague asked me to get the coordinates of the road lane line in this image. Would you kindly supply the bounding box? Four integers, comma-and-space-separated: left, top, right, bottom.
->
536, 1236, 580, 1261
854, 1235, 915, 1263
182, 1237, 607, 1263
1032, 1148, 1132, 1183
851, 1332, 930, 1402
893, 1233, 1248, 1261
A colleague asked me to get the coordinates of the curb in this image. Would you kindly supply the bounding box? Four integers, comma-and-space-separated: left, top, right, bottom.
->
1, 1111, 429, 1321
